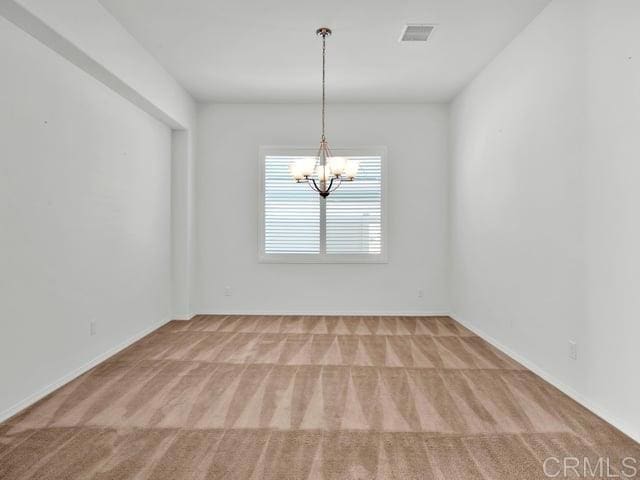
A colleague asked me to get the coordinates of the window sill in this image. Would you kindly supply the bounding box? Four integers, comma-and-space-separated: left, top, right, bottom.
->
258, 253, 388, 264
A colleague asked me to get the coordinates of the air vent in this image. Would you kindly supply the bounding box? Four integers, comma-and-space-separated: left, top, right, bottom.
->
399, 24, 435, 43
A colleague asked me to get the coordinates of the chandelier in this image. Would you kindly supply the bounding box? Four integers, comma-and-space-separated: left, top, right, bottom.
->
288, 27, 359, 197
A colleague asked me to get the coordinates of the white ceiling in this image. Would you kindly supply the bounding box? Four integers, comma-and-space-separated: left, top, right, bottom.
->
99, 0, 551, 103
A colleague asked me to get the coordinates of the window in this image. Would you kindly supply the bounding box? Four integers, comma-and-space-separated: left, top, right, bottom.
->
259, 146, 386, 263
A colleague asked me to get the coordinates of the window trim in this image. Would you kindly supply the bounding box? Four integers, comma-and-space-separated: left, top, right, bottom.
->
258, 145, 388, 264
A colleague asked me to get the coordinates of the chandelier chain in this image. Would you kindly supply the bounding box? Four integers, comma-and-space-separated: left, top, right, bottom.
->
321, 33, 326, 142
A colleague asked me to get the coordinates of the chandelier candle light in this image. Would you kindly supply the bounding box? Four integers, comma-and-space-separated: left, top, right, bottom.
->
288, 27, 359, 197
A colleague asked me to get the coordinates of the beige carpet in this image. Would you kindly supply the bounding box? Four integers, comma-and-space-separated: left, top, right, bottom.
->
1, 315, 638, 479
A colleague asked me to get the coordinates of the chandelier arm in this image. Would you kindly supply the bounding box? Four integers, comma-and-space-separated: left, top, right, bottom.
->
325, 177, 334, 194
309, 178, 322, 194
331, 175, 342, 193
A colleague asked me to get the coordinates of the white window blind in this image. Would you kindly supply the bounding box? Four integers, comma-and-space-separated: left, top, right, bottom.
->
326, 156, 382, 254
264, 156, 320, 254
261, 148, 386, 263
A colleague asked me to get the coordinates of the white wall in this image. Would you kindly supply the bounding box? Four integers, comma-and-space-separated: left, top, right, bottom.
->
2, 0, 195, 129
583, 0, 640, 441
450, 0, 587, 394
196, 104, 449, 315
0, 17, 172, 418
450, 0, 640, 440
0, 0, 198, 320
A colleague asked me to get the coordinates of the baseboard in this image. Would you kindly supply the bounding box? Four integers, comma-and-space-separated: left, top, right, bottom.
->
0, 317, 170, 424
193, 310, 451, 317
452, 314, 640, 444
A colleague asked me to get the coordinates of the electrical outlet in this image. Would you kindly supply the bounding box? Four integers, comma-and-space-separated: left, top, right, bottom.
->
417, 289, 424, 298
569, 340, 577, 360
224, 286, 232, 297
89, 320, 97, 336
